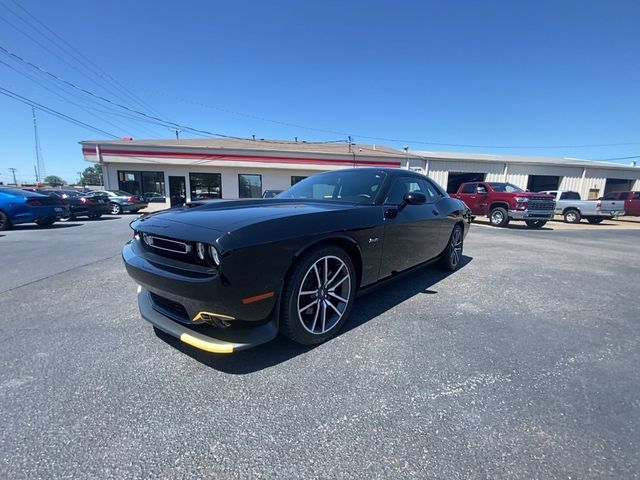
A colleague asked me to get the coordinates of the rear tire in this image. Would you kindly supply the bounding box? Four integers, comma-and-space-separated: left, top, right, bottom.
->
279, 246, 356, 346
525, 220, 547, 229
110, 203, 122, 215
587, 217, 604, 224
489, 207, 509, 227
439, 224, 464, 271
0, 211, 12, 231
36, 218, 55, 227
563, 209, 581, 223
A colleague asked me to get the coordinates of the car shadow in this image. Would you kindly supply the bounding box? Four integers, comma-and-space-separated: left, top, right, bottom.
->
155, 255, 473, 374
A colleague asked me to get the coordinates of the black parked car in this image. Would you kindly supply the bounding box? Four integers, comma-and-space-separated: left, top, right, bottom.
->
123, 168, 471, 354
37, 189, 111, 221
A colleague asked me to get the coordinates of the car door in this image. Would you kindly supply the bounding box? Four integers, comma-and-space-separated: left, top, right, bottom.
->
608, 191, 626, 214
379, 176, 444, 278
628, 192, 640, 216
455, 183, 479, 211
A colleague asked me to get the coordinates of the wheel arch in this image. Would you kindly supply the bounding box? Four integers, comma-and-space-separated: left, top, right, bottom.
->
562, 206, 581, 215
290, 235, 364, 289
489, 202, 509, 212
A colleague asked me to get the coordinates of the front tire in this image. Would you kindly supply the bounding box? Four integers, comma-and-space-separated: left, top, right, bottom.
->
280, 246, 356, 345
489, 207, 510, 227
564, 209, 581, 223
110, 203, 122, 215
439, 224, 464, 271
0, 211, 12, 231
525, 220, 547, 229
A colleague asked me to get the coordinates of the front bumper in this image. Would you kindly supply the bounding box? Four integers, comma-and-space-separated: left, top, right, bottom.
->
137, 288, 277, 353
122, 240, 279, 353
509, 209, 554, 220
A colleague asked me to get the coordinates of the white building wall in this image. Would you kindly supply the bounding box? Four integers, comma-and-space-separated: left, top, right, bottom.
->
634, 179, 640, 191
559, 175, 584, 195
104, 162, 317, 207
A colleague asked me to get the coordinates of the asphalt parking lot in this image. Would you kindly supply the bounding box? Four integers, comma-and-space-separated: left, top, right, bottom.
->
1, 216, 639, 479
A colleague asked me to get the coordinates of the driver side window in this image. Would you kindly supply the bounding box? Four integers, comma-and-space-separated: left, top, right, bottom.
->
385, 177, 434, 204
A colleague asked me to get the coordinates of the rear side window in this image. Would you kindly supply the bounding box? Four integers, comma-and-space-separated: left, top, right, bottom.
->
560, 191, 581, 200
460, 183, 476, 194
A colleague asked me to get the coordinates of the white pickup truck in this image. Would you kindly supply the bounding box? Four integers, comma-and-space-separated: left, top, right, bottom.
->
540, 190, 625, 224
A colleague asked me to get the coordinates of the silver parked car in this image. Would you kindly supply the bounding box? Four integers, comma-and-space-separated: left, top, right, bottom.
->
540, 190, 625, 224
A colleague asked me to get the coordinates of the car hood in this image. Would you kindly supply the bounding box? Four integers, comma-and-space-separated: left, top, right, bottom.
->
131, 199, 367, 242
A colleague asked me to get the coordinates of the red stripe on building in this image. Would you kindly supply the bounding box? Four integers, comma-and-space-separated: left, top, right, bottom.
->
82, 148, 401, 168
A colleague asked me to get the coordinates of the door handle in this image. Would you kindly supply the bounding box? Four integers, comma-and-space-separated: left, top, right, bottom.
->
433, 209, 440, 216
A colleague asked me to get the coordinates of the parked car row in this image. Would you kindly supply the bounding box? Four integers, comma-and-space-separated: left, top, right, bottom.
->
0, 187, 69, 230
451, 181, 637, 228
0, 187, 147, 230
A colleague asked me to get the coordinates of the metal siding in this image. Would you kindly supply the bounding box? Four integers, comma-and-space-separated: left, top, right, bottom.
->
585, 168, 640, 180
485, 172, 505, 182
558, 176, 583, 194
505, 173, 529, 189
634, 179, 640, 191
428, 170, 448, 190
425, 160, 503, 174
584, 177, 607, 199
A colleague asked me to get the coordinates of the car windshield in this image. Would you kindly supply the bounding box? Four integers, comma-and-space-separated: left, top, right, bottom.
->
278, 170, 385, 204
489, 182, 524, 193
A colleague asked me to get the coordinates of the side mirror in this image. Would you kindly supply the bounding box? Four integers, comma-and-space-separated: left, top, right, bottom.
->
403, 192, 427, 205
476, 187, 487, 194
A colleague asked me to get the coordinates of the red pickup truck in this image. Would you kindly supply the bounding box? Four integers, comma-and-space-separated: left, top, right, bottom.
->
601, 191, 640, 216
451, 181, 556, 228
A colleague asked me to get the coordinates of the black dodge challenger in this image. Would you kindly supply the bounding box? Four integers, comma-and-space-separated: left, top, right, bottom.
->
123, 168, 471, 353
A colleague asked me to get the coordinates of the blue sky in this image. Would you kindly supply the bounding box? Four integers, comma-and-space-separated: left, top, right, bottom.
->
0, 0, 639, 184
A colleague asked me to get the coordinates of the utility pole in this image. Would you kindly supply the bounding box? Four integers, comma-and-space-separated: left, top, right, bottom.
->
34, 165, 39, 182
9, 167, 17, 185
170, 128, 182, 140
32, 107, 46, 178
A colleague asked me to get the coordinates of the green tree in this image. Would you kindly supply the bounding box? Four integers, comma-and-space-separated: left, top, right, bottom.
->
79, 165, 103, 186
43, 175, 66, 186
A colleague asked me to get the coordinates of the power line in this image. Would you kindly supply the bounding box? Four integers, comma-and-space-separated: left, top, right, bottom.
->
0, 58, 165, 138
0, 0, 164, 118
0, 44, 240, 139
0, 86, 118, 138
139, 86, 640, 150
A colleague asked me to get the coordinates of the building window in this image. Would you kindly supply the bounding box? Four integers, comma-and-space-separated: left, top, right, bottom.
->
189, 172, 222, 200
118, 171, 165, 198
238, 174, 262, 198
291, 176, 307, 186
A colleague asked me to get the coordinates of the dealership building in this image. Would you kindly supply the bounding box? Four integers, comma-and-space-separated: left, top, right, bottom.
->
81, 138, 640, 207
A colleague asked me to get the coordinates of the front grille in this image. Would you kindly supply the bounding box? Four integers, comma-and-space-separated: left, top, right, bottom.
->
528, 200, 555, 211
149, 291, 190, 323
139, 233, 202, 265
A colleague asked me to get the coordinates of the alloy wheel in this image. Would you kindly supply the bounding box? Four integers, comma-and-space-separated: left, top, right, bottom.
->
491, 210, 504, 224
297, 255, 351, 335
450, 228, 463, 267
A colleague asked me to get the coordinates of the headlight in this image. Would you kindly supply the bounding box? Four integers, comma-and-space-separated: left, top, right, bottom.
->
209, 245, 220, 266
515, 197, 529, 203
195, 242, 206, 261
